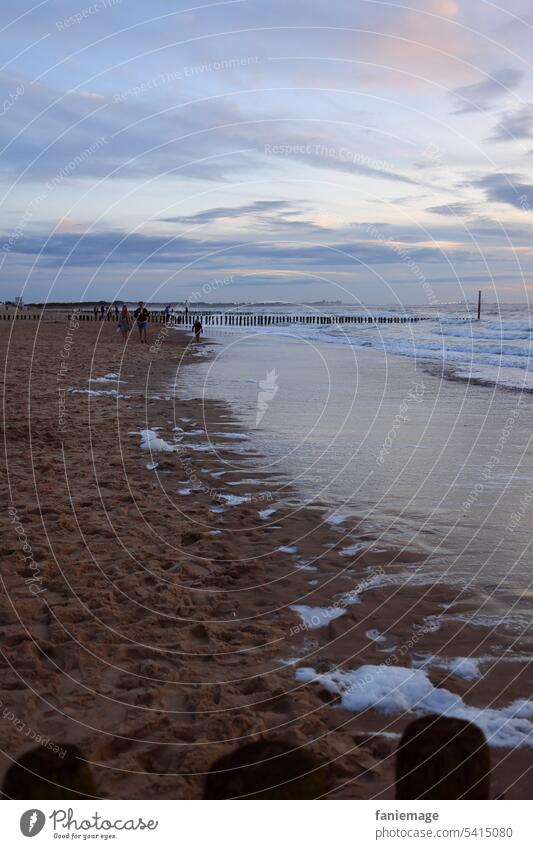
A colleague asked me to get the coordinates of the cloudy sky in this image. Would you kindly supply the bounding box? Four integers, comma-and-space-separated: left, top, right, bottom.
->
2, 0, 533, 305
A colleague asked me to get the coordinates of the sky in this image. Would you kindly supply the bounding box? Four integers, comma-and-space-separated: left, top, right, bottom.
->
2, 0, 533, 305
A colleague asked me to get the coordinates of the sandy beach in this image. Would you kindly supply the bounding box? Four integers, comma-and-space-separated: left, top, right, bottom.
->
1, 317, 531, 799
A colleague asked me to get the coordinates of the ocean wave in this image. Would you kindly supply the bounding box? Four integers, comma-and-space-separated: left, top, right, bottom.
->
205, 306, 533, 391
432, 327, 530, 341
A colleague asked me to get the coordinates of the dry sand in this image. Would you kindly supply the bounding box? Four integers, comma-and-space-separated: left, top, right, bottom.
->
1, 319, 531, 798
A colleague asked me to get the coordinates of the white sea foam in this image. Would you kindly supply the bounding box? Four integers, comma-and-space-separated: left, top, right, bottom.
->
340, 543, 367, 557
413, 654, 481, 680
259, 506, 278, 519
68, 387, 124, 398
213, 432, 248, 440
326, 512, 349, 526
227, 478, 263, 486
132, 429, 178, 452
295, 665, 533, 748
413, 652, 532, 680
358, 570, 464, 594
295, 557, 318, 572
290, 604, 346, 629
88, 373, 121, 383
424, 611, 532, 635
218, 492, 253, 506
338, 588, 362, 606
366, 628, 387, 643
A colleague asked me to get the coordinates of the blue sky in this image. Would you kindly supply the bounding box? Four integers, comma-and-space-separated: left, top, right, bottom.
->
2, 0, 533, 304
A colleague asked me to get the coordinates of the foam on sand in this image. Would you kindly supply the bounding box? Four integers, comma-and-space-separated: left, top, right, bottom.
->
413, 654, 481, 680
340, 542, 367, 557
289, 604, 346, 629
227, 478, 264, 486
413, 652, 533, 680
295, 665, 533, 748
295, 557, 317, 572
213, 432, 248, 440
326, 512, 349, 526
88, 372, 121, 383
69, 387, 124, 398
366, 629, 387, 644
259, 506, 278, 519
218, 492, 253, 506
423, 611, 532, 635
131, 429, 178, 452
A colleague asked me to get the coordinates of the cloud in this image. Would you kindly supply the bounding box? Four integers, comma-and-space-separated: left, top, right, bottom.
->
489, 104, 533, 142
476, 173, 533, 208
450, 66, 523, 114
1, 0, 529, 302
292, 149, 424, 186
3, 226, 471, 271
427, 202, 477, 216
0, 73, 427, 191
158, 200, 298, 225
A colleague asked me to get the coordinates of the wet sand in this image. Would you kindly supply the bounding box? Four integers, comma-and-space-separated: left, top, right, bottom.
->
1, 319, 531, 798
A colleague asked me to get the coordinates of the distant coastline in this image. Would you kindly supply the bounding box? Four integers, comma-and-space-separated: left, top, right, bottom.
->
16, 299, 346, 309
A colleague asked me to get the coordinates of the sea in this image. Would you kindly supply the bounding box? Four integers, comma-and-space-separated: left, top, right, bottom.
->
173, 302, 533, 622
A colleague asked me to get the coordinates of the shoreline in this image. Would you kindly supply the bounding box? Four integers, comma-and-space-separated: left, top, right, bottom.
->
1, 320, 531, 798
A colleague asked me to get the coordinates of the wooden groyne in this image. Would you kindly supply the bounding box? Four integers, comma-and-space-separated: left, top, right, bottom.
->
40, 311, 434, 325
193, 313, 432, 326
2, 309, 435, 325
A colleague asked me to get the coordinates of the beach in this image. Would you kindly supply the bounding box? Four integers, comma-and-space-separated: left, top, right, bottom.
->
1, 315, 532, 798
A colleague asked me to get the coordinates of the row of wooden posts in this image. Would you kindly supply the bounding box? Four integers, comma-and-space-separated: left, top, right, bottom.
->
176, 313, 433, 325
73, 311, 432, 325
3, 310, 434, 325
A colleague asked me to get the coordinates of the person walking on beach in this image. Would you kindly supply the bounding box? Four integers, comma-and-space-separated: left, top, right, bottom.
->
114, 304, 119, 320
100, 305, 105, 319
193, 318, 202, 341
93, 306, 98, 319
117, 305, 132, 342
133, 301, 150, 344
